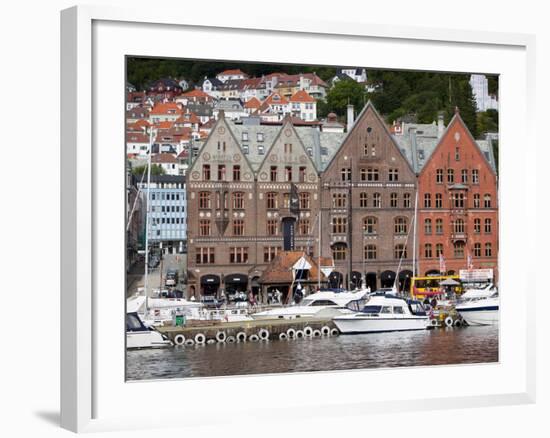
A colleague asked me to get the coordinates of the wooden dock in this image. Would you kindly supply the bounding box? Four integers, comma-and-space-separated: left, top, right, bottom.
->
157, 317, 338, 345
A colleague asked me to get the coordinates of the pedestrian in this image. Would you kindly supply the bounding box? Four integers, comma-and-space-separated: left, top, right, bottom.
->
430, 296, 438, 308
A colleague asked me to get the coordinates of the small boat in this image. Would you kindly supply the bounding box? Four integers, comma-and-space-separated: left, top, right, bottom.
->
250, 288, 369, 320
126, 311, 172, 349
455, 289, 499, 326
332, 291, 430, 334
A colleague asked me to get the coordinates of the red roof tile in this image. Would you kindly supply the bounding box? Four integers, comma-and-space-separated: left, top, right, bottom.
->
150, 102, 183, 116
290, 90, 316, 103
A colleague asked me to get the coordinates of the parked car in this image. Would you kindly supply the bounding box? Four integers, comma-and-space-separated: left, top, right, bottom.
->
165, 269, 178, 286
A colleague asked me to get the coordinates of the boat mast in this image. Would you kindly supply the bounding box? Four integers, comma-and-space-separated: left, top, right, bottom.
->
318, 209, 321, 290
143, 127, 155, 314
412, 189, 418, 278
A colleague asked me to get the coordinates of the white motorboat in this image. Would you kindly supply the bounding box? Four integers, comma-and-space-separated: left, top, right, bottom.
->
333, 292, 430, 334
250, 289, 370, 320
456, 290, 499, 326
126, 311, 172, 349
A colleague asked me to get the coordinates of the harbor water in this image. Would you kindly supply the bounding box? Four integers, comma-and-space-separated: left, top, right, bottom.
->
126, 325, 498, 380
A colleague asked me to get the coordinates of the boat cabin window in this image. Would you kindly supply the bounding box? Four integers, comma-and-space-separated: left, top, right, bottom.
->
360, 305, 382, 314
380, 306, 392, 314
393, 306, 405, 314
310, 299, 338, 306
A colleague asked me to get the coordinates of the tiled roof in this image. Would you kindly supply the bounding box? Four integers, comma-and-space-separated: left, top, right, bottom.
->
289, 90, 316, 103
244, 97, 261, 109
150, 102, 183, 116
181, 89, 212, 100
259, 251, 328, 284
218, 69, 247, 76
151, 153, 177, 164
126, 132, 149, 143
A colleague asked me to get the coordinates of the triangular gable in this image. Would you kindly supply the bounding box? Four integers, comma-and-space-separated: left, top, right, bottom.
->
323, 101, 416, 177
187, 115, 254, 178
256, 118, 320, 182
418, 112, 497, 178
293, 256, 312, 271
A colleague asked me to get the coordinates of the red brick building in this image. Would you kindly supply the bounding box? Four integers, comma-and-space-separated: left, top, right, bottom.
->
417, 112, 498, 281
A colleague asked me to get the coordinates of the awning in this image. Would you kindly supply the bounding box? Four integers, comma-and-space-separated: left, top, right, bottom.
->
200, 274, 220, 285
224, 274, 248, 285
440, 278, 460, 286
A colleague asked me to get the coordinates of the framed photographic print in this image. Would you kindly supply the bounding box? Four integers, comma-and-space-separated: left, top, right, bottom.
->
61, 4, 536, 433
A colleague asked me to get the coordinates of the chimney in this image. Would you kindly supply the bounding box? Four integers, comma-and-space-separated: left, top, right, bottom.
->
347, 104, 354, 132
437, 113, 445, 138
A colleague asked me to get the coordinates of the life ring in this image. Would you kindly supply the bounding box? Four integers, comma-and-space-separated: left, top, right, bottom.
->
258, 328, 270, 340
249, 334, 259, 342
236, 331, 247, 342
194, 333, 206, 344
174, 334, 186, 346
226, 336, 236, 343
330, 328, 340, 336
184, 339, 195, 346
430, 319, 439, 327
303, 326, 313, 337
295, 330, 304, 338
321, 326, 331, 336
313, 329, 322, 337
444, 316, 454, 327
215, 331, 227, 343
454, 319, 462, 327
279, 332, 288, 340
286, 328, 296, 338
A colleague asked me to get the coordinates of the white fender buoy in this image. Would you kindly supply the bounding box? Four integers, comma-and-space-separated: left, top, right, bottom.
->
330, 328, 339, 336
226, 336, 236, 343
321, 326, 331, 336
215, 331, 227, 343
454, 319, 462, 327
174, 334, 186, 346
206, 339, 215, 344
445, 316, 454, 327
184, 339, 195, 346
313, 329, 322, 337
236, 331, 247, 342
430, 319, 439, 327
304, 326, 313, 337
295, 330, 304, 338
279, 332, 288, 340
286, 328, 296, 338
249, 334, 259, 342
194, 333, 206, 344
258, 328, 270, 340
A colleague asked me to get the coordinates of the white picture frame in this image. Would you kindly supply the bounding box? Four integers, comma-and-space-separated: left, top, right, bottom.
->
61, 5, 536, 433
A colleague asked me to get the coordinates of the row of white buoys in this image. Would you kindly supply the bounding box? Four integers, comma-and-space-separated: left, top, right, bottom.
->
429, 317, 467, 328
174, 325, 340, 346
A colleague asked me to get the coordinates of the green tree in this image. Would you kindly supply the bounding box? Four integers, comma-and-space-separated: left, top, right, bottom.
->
131, 164, 165, 177
325, 79, 366, 117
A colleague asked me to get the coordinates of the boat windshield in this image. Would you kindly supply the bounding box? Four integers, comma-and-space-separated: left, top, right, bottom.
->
126, 313, 147, 332
346, 298, 369, 312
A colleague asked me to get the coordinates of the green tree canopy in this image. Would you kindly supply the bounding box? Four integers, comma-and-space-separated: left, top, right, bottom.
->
131, 164, 165, 177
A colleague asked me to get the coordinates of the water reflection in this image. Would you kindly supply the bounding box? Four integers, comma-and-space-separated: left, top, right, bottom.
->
126, 325, 499, 381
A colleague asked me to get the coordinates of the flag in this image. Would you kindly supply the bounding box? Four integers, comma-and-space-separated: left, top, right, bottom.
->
289, 183, 300, 215
439, 253, 446, 274
467, 251, 473, 270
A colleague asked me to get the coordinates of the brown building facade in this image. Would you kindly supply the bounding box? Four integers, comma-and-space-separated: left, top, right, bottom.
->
186, 113, 324, 300
416, 113, 498, 281
320, 103, 417, 292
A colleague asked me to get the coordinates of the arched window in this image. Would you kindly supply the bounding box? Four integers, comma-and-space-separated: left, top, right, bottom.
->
394, 244, 407, 259
424, 218, 432, 235
454, 241, 465, 258
484, 218, 492, 233
359, 192, 368, 208
394, 217, 408, 235
364, 244, 377, 260
485, 243, 492, 257
363, 216, 378, 235
424, 243, 433, 258
332, 243, 347, 260
373, 193, 381, 208
484, 194, 492, 208
435, 243, 444, 257
390, 193, 398, 208
424, 193, 432, 208
435, 193, 443, 208
198, 191, 211, 209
